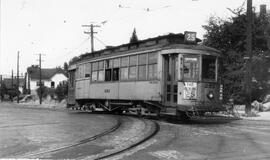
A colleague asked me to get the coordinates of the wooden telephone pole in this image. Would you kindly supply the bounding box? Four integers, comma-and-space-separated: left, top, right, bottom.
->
17, 51, 19, 103
36, 53, 45, 105
82, 23, 100, 53
245, 0, 253, 115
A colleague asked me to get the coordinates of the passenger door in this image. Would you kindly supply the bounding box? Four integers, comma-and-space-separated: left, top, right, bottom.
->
163, 54, 178, 106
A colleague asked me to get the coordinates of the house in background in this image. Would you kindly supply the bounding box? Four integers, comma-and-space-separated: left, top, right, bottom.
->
26, 66, 68, 94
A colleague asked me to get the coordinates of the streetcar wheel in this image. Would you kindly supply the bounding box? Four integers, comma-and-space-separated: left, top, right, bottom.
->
176, 110, 190, 121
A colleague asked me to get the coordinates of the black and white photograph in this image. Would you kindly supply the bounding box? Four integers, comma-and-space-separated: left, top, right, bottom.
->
0, 0, 270, 159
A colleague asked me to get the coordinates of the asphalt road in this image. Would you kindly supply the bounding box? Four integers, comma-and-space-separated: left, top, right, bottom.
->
122, 118, 270, 160
0, 103, 118, 158
1, 103, 270, 160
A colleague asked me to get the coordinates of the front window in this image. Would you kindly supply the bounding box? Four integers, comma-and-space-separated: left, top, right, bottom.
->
202, 55, 216, 81
183, 56, 199, 80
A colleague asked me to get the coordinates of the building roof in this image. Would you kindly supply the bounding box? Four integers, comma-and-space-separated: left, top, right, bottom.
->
27, 67, 67, 80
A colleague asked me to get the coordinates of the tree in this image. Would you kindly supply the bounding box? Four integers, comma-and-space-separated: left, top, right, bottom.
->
68, 56, 80, 65
202, 6, 270, 105
36, 86, 49, 99
0, 83, 7, 101
63, 62, 68, 74
130, 28, 139, 43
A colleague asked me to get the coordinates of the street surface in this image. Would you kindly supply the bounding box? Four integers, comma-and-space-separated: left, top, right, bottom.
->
1, 103, 270, 160
0, 103, 118, 158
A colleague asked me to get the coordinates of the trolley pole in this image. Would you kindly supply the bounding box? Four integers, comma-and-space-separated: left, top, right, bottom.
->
17, 51, 19, 103
82, 23, 100, 53
245, 0, 253, 115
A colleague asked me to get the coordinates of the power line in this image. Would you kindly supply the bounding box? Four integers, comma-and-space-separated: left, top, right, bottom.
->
57, 37, 90, 59
94, 36, 107, 47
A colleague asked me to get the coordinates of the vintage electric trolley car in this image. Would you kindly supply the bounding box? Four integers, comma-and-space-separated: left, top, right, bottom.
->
67, 32, 225, 118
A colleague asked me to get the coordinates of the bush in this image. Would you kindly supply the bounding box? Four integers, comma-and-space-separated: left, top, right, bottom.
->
36, 86, 50, 98
55, 81, 68, 102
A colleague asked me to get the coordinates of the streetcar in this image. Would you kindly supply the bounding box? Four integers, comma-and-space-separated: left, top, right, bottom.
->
67, 32, 225, 119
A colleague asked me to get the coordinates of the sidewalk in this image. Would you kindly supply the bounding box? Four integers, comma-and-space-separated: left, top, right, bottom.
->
233, 104, 270, 121
238, 111, 270, 121
0, 100, 67, 111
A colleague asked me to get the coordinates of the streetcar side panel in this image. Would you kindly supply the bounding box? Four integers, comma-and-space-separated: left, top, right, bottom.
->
89, 83, 119, 99
118, 81, 161, 101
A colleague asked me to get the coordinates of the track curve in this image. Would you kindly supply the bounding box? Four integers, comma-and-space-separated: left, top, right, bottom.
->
24, 116, 122, 158
94, 119, 160, 160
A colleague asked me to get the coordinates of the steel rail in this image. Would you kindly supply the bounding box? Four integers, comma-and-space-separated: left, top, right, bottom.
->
95, 119, 160, 160
24, 116, 122, 158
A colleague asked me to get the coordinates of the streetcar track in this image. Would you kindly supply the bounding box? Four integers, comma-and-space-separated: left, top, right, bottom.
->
94, 119, 160, 160
23, 116, 122, 158
0, 122, 62, 128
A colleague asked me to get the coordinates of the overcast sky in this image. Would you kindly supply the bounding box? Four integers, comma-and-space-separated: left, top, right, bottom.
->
0, 0, 269, 76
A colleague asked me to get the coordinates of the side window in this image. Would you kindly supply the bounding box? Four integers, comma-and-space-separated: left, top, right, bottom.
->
85, 63, 91, 78
138, 54, 147, 80
148, 52, 158, 79
129, 55, 137, 80
120, 56, 129, 80
112, 58, 120, 81
105, 59, 112, 81
98, 61, 104, 81
91, 62, 98, 82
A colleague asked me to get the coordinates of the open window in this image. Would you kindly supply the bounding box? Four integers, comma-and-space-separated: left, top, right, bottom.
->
105, 58, 120, 81
105, 59, 112, 81
112, 58, 120, 81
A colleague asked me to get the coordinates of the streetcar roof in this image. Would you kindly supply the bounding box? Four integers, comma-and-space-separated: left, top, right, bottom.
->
73, 33, 220, 64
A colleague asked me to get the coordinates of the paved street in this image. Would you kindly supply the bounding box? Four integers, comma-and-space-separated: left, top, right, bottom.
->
1, 103, 270, 160
123, 118, 270, 160
0, 103, 118, 158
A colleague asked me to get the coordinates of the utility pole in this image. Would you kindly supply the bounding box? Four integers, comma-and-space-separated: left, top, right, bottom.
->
36, 53, 45, 105
39, 54, 42, 105
245, 0, 253, 115
0, 74, 2, 102
82, 23, 100, 53
11, 70, 13, 89
11, 70, 13, 102
17, 51, 19, 103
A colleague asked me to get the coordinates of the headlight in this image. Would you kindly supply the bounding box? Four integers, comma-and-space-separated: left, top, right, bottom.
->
207, 91, 214, 100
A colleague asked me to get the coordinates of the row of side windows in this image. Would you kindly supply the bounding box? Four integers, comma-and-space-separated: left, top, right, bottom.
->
76, 52, 158, 82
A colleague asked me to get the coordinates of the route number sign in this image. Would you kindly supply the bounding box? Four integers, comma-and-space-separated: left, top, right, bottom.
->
184, 31, 196, 43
